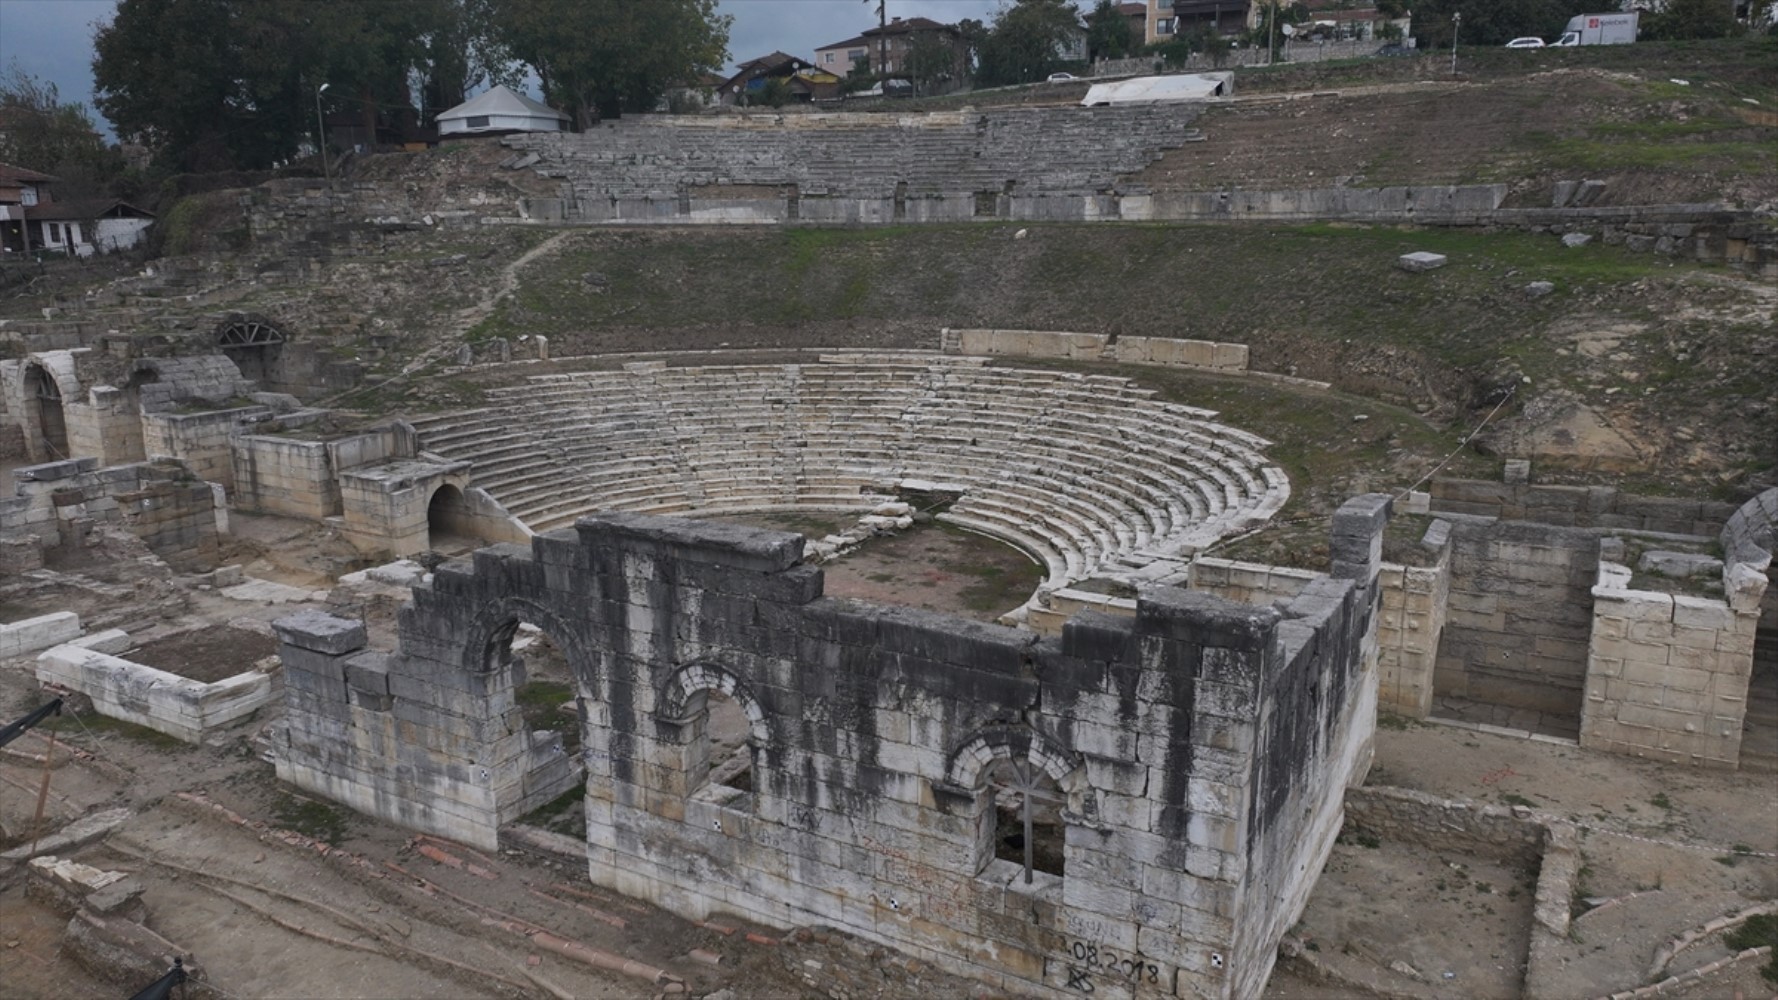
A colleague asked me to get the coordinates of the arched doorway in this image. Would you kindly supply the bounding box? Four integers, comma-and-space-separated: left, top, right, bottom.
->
216, 314, 286, 386
426, 483, 476, 551
480, 611, 591, 840
984, 757, 1067, 882
25, 363, 68, 460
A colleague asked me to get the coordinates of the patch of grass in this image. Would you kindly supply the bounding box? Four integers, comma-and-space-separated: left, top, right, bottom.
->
1376, 713, 1419, 731
1649, 792, 1674, 811
515, 680, 578, 752
518, 785, 585, 839
273, 791, 351, 846
1724, 914, 1778, 985
45, 711, 187, 751
1501, 793, 1539, 809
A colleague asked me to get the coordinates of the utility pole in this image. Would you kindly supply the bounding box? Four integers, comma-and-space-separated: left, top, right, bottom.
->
1450, 11, 1461, 75
315, 83, 332, 184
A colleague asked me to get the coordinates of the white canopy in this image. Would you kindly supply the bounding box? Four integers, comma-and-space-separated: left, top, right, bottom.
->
436, 85, 570, 134
1080, 73, 1233, 107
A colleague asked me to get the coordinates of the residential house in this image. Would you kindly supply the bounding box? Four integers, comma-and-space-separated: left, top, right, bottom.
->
813, 34, 874, 77
0, 163, 53, 255
29, 198, 155, 257
0, 163, 154, 256
815, 17, 971, 92
1171, 0, 1252, 35
1295, 1, 1408, 41
718, 52, 816, 105
1142, 0, 1179, 43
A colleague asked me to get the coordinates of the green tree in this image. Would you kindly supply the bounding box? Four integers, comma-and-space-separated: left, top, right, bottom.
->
1085, 0, 1134, 61
93, 0, 487, 171
906, 32, 960, 95
1644, 0, 1744, 39
490, 0, 730, 126
977, 0, 1083, 87
0, 63, 120, 195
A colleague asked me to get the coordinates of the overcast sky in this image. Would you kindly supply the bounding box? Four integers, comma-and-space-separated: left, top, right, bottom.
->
0, 0, 1017, 138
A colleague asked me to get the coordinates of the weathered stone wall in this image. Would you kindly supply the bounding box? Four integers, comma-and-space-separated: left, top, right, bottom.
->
0, 458, 220, 572
64, 386, 145, 468
35, 644, 274, 744
1579, 560, 1757, 768
1187, 557, 1320, 606
274, 495, 1389, 998
1435, 519, 1599, 720
230, 436, 340, 518
939, 328, 1251, 373
0, 612, 83, 658
1577, 491, 1775, 768
1343, 785, 1544, 862
141, 407, 269, 491
1431, 476, 1738, 535
1375, 528, 1453, 720
336, 461, 471, 557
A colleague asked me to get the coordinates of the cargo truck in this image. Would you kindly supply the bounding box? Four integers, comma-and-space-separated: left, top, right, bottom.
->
1553, 11, 1638, 45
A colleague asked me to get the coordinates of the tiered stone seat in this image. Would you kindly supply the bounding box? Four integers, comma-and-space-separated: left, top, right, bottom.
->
412, 354, 1288, 598
505, 105, 1207, 208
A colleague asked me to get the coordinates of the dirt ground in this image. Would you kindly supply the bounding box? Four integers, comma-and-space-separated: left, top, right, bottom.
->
709, 512, 1044, 623
125, 627, 279, 684
1266, 720, 1778, 999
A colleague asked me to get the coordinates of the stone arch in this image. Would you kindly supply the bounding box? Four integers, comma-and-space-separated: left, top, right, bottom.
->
658, 662, 770, 746
426, 482, 475, 549
23, 360, 69, 460
215, 312, 287, 386
948, 724, 1089, 881
945, 724, 1085, 797
461, 596, 594, 686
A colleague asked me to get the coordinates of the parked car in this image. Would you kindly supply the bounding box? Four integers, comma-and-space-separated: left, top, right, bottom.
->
1046, 72, 1077, 83
1505, 36, 1546, 48
1374, 42, 1413, 57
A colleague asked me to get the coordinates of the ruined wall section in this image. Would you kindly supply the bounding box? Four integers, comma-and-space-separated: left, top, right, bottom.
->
1435, 519, 1599, 721
275, 504, 1387, 998
1431, 477, 1738, 535
0, 458, 221, 572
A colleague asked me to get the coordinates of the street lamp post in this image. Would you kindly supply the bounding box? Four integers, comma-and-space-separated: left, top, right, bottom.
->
315, 83, 331, 184
1451, 11, 1461, 75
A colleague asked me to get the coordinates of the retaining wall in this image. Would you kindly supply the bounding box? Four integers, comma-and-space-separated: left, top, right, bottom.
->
35, 644, 275, 744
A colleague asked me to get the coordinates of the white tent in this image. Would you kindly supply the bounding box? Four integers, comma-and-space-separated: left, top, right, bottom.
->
437, 85, 571, 135
1080, 73, 1233, 107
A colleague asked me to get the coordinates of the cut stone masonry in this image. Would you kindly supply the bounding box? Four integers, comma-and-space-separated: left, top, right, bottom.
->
273, 493, 1391, 997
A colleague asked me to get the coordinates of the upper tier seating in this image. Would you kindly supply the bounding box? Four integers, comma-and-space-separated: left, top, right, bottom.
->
503, 106, 1207, 204
408, 355, 1288, 599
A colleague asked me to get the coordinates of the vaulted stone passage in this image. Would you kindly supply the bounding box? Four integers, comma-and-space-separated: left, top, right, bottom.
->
25, 362, 68, 460
273, 496, 1393, 998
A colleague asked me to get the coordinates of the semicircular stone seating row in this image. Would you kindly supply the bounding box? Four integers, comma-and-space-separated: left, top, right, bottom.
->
407, 356, 1288, 594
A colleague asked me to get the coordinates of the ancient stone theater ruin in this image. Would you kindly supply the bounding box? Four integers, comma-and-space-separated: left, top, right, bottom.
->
273, 494, 1387, 999
2, 89, 1774, 1000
